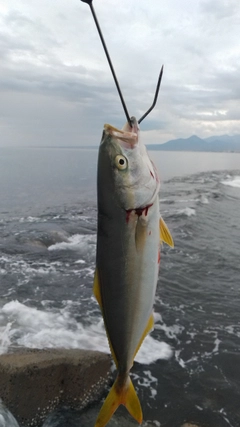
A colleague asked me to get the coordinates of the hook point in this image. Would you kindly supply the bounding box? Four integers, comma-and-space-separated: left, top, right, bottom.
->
138, 64, 164, 125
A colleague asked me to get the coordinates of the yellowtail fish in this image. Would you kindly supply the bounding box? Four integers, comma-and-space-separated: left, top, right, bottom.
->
94, 117, 173, 427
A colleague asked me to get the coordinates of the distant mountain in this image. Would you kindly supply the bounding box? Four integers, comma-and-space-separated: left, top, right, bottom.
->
147, 134, 240, 152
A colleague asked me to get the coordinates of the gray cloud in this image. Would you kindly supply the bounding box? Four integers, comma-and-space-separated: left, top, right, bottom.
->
0, 0, 240, 147
200, 0, 239, 19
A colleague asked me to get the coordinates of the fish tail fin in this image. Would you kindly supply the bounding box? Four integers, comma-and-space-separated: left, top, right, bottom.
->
124, 376, 143, 422
95, 375, 142, 427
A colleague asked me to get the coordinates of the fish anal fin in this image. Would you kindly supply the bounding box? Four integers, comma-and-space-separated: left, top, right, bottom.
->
160, 217, 174, 248
133, 313, 154, 360
93, 268, 102, 308
93, 268, 118, 368
95, 375, 142, 427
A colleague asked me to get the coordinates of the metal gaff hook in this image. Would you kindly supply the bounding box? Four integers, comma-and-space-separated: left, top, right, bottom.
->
80, 0, 163, 126
138, 65, 164, 124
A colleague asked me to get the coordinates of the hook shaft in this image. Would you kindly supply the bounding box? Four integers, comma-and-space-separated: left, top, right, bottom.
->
80, 0, 163, 126
138, 65, 164, 124
80, 0, 132, 127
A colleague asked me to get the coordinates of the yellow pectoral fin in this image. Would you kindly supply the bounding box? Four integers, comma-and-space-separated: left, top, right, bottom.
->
95, 375, 142, 427
160, 217, 174, 248
93, 268, 102, 308
133, 313, 154, 361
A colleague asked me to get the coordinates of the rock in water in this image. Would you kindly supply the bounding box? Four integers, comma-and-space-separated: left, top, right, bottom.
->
0, 349, 112, 427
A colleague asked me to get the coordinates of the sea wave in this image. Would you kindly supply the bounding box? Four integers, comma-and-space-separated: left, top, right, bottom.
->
0, 301, 172, 364
48, 233, 96, 251
0, 256, 59, 277
221, 175, 240, 188
176, 207, 196, 217
19, 216, 47, 223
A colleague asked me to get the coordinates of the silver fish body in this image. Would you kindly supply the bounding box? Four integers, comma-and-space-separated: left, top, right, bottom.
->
97, 186, 160, 374
94, 117, 171, 427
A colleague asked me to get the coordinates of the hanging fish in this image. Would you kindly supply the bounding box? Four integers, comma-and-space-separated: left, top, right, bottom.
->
94, 117, 173, 427
78, 3, 173, 425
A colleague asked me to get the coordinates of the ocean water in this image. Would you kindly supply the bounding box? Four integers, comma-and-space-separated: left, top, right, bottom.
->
0, 147, 240, 427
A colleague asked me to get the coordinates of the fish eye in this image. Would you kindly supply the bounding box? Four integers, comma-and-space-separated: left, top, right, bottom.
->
115, 155, 128, 170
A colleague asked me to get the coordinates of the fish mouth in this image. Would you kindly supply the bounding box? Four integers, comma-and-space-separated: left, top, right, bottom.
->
104, 123, 138, 147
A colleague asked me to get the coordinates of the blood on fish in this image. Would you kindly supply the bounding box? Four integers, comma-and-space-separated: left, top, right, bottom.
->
150, 170, 154, 178
126, 210, 131, 223
158, 250, 161, 264
126, 204, 153, 223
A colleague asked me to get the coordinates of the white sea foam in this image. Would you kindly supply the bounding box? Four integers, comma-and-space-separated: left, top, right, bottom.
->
48, 234, 96, 251
19, 216, 46, 223
132, 370, 159, 400
225, 325, 240, 338
154, 322, 184, 341
221, 176, 240, 188
0, 323, 12, 355
212, 338, 221, 353
174, 349, 186, 368
0, 301, 172, 364
0, 256, 10, 263
142, 371, 158, 399
0, 256, 58, 278
198, 195, 209, 204
0, 399, 19, 427
177, 207, 196, 216
136, 336, 172, 363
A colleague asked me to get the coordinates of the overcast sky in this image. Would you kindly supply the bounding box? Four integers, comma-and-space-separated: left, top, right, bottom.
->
1, 0, 240, 147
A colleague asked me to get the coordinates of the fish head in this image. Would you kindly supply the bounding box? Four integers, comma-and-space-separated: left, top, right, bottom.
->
98, 117, 160, 211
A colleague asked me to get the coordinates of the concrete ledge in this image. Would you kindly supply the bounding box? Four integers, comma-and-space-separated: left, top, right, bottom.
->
0, 349, 112, 427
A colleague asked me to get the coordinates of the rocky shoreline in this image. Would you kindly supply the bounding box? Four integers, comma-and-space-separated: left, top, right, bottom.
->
0, 349, 204, 427
0, 349, 112, 427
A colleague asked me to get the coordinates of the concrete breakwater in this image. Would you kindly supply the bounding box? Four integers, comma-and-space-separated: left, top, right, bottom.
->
0, 349, 112, 427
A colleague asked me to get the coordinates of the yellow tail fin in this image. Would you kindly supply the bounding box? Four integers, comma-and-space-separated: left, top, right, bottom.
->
95, 375, 142, 427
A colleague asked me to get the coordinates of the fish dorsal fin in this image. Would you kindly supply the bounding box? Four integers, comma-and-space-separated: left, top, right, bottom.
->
160, 217, 174, 248
93, 268, 102, 308
133, 313, 154, 361
93, 267, 118, 368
